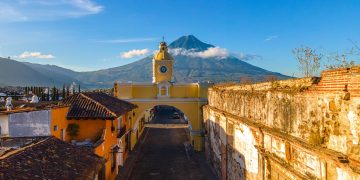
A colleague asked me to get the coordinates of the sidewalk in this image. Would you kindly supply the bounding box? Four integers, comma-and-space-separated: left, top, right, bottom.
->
117, 128, 149, 180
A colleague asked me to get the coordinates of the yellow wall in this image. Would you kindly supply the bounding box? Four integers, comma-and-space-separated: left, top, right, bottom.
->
128, 100, 206, 151
94, 120, 119, 180
116, 83, 209, 99
51, 106, 70, 141
153, 59, 173, 83
170, 84, 199, 98
51, 107, 128, 180
116, 83, 133, 99
132, 85, 157, 98
115, 82, 212, 151
51, 107, 107, 142
198, 83, 211, 98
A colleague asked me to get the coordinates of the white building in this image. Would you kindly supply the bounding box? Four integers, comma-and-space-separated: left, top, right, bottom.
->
0, 109, 51, 137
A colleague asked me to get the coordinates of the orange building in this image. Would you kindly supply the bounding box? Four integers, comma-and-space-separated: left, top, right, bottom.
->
50, 92, 137, 180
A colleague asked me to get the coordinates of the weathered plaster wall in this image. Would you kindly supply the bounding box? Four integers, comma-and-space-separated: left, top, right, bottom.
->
9, 110, 51, 137
203, 66, 360, 179
0, 114, 9, 135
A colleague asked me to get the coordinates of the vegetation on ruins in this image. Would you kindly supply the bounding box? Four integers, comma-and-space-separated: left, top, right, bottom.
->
239, 76, 253, 85
263, 75, 278, 82
324, 40, 359, 70
324, 52, 356, 70
292, 46, 323, 77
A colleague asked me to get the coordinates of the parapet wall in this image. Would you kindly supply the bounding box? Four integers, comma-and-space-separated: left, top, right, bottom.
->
203, 66, 360, 179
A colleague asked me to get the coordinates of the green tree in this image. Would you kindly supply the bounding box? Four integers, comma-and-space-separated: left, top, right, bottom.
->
66, 85, 70, 97
46, 87, 50, 101
67, 123, 80, 138
56, 88, 60, 100
41, 91, 45, 101
51, 86, 56, 101
62, 84, 66, 99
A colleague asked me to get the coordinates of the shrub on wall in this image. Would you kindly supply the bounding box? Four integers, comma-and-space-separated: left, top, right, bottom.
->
67, 123, 80, 138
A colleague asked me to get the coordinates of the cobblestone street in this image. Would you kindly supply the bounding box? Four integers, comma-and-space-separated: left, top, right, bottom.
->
126, 127, 217, 180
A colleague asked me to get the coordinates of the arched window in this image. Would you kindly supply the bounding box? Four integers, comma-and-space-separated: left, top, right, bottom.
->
160, 86, 167, 96
157, 83, 170, 98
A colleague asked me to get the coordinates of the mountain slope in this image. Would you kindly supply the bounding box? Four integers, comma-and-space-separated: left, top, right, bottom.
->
168, 35, 214, 51
23, 62, 81, 85
0, 35, 290, 88
75, 57, 153, 85
24, 62, 79, 78
75, 35, 289, 86
0, 58, 80, 87
0, 58, 56, 86
75, 53, 287, 86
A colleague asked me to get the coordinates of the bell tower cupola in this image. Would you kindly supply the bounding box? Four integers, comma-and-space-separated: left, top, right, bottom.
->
152, 41, 174, 83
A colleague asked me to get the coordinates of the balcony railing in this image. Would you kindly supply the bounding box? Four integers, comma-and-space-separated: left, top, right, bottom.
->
93, 129, 106, 148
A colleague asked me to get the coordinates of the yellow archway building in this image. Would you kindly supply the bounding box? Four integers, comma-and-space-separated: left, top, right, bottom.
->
113, 41, 212, 151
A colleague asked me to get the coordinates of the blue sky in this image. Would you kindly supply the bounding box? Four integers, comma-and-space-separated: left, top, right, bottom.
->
0, 0, 359, 76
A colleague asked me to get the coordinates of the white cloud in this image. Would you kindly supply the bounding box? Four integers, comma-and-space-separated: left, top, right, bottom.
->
196, 47, 229, 59
70, 0, 103, 14
121, 49, 150, 59
265, 35, 278, 41
0, 0, 103, 22
96, 38, 156, 44
169, 47, 229, 59
232, 52, 262, 61
17, 51, 55, 59
168, 47, 261, 61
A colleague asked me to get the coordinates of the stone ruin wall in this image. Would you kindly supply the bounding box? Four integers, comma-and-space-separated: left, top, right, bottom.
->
203, 66, 360, 179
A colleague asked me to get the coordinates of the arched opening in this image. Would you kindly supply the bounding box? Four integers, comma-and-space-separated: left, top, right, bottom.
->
132, 104, 192, 147
148, 105, 188, 124
131, 102, 203, 151
134, 105, 189, 129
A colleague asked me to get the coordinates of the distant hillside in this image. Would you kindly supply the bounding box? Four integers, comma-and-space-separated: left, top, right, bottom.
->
75, 57, 153, 85
0, 35, 290, 88
24, 62, 79, 78
0, 58, 80, 87
0, 57, 56, 86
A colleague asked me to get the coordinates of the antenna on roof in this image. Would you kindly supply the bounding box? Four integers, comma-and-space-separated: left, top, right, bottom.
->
162, 36, 165, 42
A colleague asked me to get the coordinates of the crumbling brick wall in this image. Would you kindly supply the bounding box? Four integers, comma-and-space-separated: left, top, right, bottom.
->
203, 66, 360, 179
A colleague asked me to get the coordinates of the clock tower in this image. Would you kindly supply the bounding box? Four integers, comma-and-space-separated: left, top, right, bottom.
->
152, 41, 174, 83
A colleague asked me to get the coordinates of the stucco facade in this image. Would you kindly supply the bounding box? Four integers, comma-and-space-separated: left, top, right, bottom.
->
114, 41, 212, 151
51, 106, 135, 180
0, 110, 51, 137
50, 92, 136, 180
115, 82, 209, 151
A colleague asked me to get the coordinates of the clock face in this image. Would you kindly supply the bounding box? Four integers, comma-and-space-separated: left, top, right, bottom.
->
160, 66, 167, 73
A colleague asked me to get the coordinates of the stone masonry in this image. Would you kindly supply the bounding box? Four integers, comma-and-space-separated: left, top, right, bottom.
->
203, 66, 360, 179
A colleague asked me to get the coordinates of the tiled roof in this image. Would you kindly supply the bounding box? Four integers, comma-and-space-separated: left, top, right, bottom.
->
0, 101, 62, 114
61, 92, 137, 119
0, 137, 104, 179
